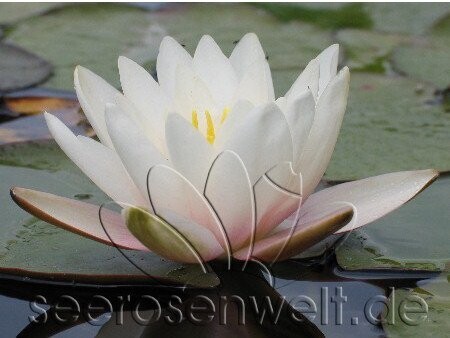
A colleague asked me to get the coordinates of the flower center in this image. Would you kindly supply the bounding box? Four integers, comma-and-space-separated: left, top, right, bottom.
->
191, 107, 230, 144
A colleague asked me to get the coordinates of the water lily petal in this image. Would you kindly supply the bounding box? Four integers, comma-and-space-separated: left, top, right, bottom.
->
118, 56, 167, 145
253, 175, 302, 240
235, 58, 275, 106
156, 36, 192, 100
297, 67, 350, 197
219, 102, 293, 185
230, 32, 266, 78
266, 162, 302, 195
286, 58, 320, 101
286, 90, 316, 169
125, 206, 222, 264
10, 188, 148, 251
193, 35, 238, 106
204, 151, 255, 253
113, 94, 167, 155
74, 66, 119, 148
174, 63, 217, 124
300, 169, 439, 234
235, 205, 353, 262
147, 165, 229, 256
45, 113, 145, 206
105, 105, 168, 203
215, 99, 254, 144
165, 113, 215, 192
317, 44, 339, 96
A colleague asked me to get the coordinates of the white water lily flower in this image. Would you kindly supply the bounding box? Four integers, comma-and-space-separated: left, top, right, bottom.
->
11, 33, 438, 264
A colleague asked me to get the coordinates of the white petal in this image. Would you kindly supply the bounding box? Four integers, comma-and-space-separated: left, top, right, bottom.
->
230, 32, 266, 78
45, 113, 145, 206
193, 35, 238, 106
299, 169, 439, 234
297, 67, 350, 197
147, 165, 229, 255
118, 57, 168, 142
165, 113, 215, 192
215, 99, 254, 144
74, 66, 119, 148
285, 90, 316, 169
204, 151, 255, 253
113, 94, 167, 155
156, 36, 192, 99
174, 63, 217, 124
219, 102, 293, 185
266, 162, 302, 195
235, 59, 275, 106
317, 44, 339, 96
104, 105, 168, 202
286, 58, 320, 102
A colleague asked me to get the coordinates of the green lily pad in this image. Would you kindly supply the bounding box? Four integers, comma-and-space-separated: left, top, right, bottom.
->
0, 3, 63, 25
364, 3, 450, 35
148, 3, 331, 71
383, 275, 450, 336
392, 36, 450, 88
0, 43, 53, 93
336, 29, 405, 73
336, 175, 450, 272
325, 73, 450, 181
7, 3, 165, 90
0, 140, 218, 287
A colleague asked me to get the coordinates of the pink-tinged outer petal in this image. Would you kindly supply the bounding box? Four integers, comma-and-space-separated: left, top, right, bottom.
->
147, 165, 230, 258
235, 205, 353, 262
10, 187, 149, 251
300, 169, 439, 234
204, 150, 255, 254
253, 175, 302, 240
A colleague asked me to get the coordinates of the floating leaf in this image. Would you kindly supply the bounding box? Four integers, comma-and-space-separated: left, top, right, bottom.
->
336, 29, 405, 73
0, 108, 91, 144
0, 43, 52, 93
336, 175, 450, 272
384, 275, 450, 336
148, 3, 332, 71
7, 3, 166, 90
0, 140, 218, 287
325, 73, 450, 181
364, 3, 450, 35
0, 3, 63, 25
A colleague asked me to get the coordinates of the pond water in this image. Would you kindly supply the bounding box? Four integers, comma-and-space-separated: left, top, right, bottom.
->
0, 257, 439, 337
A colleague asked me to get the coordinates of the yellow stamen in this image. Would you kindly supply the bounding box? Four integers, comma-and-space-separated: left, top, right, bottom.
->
220, 107, 230, 124
205, 110, 215, 144
191, 110, 199, 129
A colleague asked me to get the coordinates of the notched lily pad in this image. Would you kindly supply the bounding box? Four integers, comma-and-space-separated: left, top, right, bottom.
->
0, 140, 218, 287
336, 175, 450, 272
0, 43, 53, 93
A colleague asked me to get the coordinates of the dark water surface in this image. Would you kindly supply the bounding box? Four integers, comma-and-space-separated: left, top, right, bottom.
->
0, 257, 439, 337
